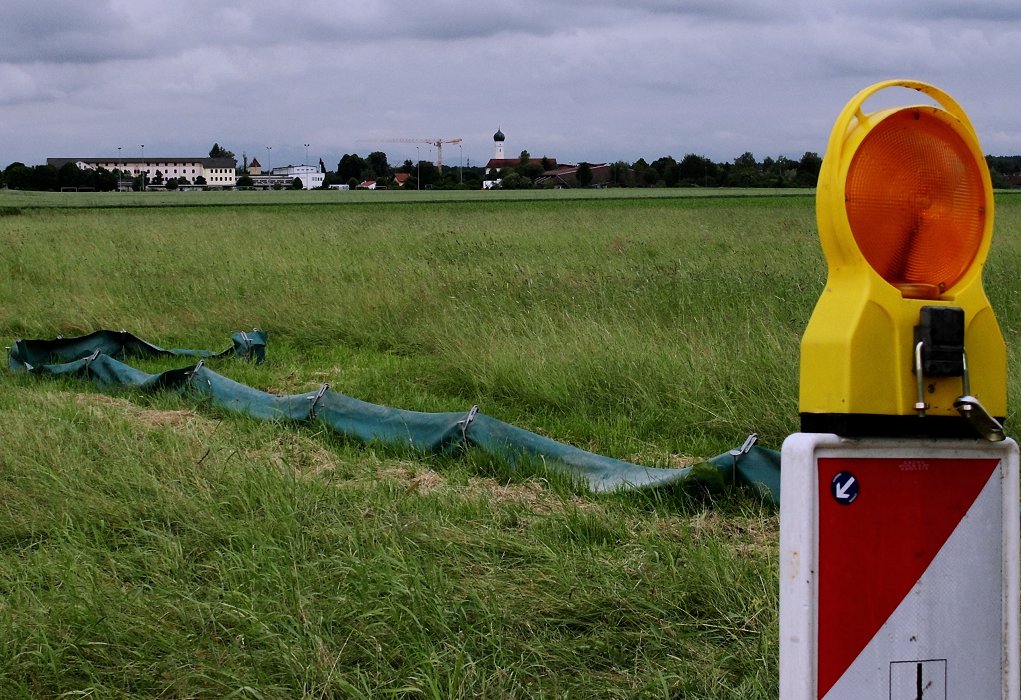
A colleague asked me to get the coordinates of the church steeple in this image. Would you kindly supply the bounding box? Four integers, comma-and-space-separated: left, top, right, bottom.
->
493, 127, 505, 160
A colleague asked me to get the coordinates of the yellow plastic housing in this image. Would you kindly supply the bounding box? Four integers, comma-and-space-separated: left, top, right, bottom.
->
801, 80, 1005, 419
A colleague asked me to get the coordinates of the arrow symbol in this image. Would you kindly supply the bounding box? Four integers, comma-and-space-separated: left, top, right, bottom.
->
830, 470, 859, 505
835, 476, 856, 500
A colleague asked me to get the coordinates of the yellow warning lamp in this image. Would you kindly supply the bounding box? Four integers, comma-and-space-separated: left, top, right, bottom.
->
800, 80, 1006, 439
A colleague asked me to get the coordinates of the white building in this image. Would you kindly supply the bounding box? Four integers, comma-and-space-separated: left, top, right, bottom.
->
47, 156, 237, 189
271, 164, 324, 189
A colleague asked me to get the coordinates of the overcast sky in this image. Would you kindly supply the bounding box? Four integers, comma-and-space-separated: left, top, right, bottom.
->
2, 1, 1019, 170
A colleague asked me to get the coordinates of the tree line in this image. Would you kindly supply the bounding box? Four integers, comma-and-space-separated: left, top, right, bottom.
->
3, 147, 1020, 192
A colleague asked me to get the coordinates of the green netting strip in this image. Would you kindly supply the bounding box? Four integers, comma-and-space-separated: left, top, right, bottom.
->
7, 330, 780, 504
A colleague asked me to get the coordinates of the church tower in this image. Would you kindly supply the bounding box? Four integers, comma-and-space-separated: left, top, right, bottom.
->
492, 128, 505, 160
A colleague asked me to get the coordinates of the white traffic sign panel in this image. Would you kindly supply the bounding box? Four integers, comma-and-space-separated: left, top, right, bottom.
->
779, 433, 1019, 699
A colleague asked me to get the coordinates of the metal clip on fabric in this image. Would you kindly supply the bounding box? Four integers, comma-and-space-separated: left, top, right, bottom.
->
308, 383, 329, 419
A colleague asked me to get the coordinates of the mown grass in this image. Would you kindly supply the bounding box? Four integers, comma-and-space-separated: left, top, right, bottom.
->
1, 191, 1019, 697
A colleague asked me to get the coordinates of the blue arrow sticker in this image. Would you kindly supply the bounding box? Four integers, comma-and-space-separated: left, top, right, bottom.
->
831, 471, 859, 505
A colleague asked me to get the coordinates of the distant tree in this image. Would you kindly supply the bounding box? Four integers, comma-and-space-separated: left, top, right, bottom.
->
153, 169, 165, 186
608, 161, 633, 187
796, 151, 823, 186
165, 178, 179, 190
337, 153, 366, 182
515, 157, 543, 182
631, 158, 657, 186
730, 152, 761, 187
770, 155, 798, 187
986, 155, 1021, 188
460, 170, 482, 189
35, 164, 58, 191
677, 154, 713, 186
88, 167, 118, 192
237, 174, 254, 187
209, 143, 235, 160
415, 160, 440, 187
650, 156, 679, 186
576, 162, 593, 187
3, 162, 30, 189
57, 162, 81, 189
366, 151, 390, 179
195, 175, 207, 185
497, 170, 531, 189
319, 158, 326, 174
347, 177, 359, 190
291, 177, 303, 190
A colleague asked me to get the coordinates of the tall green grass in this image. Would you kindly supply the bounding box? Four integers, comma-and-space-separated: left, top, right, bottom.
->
1, 195, 824, 454
1, 192, 1019, 697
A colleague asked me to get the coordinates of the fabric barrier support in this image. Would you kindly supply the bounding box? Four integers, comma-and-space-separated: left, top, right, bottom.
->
7, 330, 780, 504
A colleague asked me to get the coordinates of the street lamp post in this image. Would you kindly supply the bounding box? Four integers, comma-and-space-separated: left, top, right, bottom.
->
266, 146, 272, 185
459, 144, 463, 185
140, 144, 145, 191
416, 146, 420, 190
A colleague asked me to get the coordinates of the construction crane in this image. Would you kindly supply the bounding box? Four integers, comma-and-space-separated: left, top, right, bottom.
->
363, 138, 463, 174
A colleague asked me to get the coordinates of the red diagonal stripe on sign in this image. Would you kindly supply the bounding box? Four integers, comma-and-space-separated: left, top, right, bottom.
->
816, 456, 998, 699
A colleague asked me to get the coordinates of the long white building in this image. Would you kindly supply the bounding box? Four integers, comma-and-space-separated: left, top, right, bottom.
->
46, 156, 238, 188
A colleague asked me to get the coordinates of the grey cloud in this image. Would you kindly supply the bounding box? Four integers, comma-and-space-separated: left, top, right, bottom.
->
0, 2, 143, 63
848, 0, 1021, 22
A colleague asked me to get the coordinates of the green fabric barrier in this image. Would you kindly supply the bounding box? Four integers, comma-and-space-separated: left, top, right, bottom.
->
8, 328, 266, 369
7, 330, 780, 504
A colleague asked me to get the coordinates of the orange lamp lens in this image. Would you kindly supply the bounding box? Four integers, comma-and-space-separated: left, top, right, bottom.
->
844, 109, 986, 299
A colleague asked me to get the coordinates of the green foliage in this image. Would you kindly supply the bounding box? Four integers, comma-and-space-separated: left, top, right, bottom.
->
366, 151, 390, 179
415, 160, 440, 187
987, 155, 1021, 189
796, 152, 823, 187
209, 142, 236, 160
576, 161, 594, 187
4, 162, 117, 192
337, 153, 367, 182
496, 170, 531, 189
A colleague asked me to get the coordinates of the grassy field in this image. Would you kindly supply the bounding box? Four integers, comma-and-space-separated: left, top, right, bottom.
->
1, 189, 1019, 697
0, 187, 812, 210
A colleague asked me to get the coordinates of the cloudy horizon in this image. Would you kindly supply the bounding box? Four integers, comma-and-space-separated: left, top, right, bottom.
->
2, 1, 1019, 171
